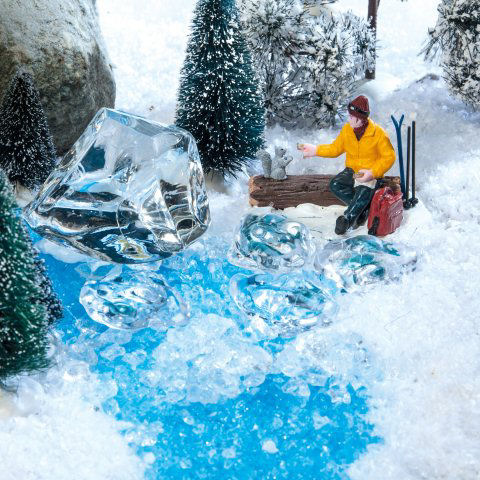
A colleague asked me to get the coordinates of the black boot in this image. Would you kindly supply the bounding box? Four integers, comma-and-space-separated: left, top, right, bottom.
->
335, 215, 350, 235
354, 207, 369, 228
344, 186, 375, 230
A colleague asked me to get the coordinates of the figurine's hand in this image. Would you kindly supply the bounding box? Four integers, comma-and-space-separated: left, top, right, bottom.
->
356, 169, 374, 182
297, 143, 316, 158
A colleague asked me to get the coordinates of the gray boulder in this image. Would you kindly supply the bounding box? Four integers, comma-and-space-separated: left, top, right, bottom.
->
0, 0, 116, 155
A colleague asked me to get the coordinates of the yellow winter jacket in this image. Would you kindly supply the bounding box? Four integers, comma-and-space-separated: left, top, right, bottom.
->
316, 120, 396, 178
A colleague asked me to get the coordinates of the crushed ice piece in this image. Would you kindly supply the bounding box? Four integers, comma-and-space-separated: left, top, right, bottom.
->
312, 411, 331, 430
315, 235, 417, 291
262, 440, 279, 454
228, 213, 316, 272
222, 447, 237, 459
99, 344, 126, 361
24, 108, 210, 264
230, 271, 338, 338
79, 265, 188, 331
282, 378, 311, 397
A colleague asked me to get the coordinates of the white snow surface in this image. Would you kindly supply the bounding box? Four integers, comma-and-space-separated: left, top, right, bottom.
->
3, 0, 480, 479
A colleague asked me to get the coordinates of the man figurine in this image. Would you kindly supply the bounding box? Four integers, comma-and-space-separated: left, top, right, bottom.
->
299, 95, 396, 235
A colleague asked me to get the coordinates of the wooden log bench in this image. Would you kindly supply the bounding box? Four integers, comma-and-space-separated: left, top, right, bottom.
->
249, 174, 398, 210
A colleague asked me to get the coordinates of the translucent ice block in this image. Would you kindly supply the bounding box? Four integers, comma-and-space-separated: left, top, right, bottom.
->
24, 108, 210, 264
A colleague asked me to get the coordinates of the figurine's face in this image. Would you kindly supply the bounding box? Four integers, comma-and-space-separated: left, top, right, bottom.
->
349, 114, 364, 129
275, 146, 286, 157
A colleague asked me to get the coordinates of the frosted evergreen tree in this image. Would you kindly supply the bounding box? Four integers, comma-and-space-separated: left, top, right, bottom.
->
175, 0, 265, 177
0, 70, 57, 190
239, 0, 375, 128
0, 168, 53, 381
33, 253, 63, 326
423, 0, 480, 109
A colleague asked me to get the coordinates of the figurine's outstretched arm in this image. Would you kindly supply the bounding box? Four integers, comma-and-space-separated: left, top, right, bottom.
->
315, 125, 347, 158
298, 125, 346, 158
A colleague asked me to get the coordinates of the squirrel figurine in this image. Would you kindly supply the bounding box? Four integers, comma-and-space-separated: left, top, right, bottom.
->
257, 147, 293, 181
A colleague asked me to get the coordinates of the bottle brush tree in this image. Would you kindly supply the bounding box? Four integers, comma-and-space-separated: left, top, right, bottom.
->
176, 0, 265, 177
0, 70, 57, 190
423, 0, 480, 109
0, 168, 56, 381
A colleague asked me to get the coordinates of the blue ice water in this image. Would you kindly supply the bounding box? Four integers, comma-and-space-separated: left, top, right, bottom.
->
39, 235, 380, 479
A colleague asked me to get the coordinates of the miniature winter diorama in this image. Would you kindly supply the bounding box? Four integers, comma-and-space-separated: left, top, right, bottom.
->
3, 0, 479, 479
24, 108, 211, 264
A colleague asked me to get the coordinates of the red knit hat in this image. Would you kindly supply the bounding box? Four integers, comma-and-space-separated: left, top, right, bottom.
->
348, 95, 370, 119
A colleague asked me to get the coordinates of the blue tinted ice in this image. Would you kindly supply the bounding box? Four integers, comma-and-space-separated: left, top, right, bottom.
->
228, 213, 316, 272
24, 108, 210, 264
315, 235, 417, 290
230, 271, 338, 338
79, 265, 188, 331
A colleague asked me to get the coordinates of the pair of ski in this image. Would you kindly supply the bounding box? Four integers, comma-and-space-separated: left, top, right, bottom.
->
391, 115, 418, 209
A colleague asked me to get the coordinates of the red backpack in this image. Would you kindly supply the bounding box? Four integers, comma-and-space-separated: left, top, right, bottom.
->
367, 186, 404, 237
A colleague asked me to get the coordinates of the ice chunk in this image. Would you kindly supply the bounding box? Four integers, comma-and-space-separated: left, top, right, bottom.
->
24, 108, 210, 264
230, 272, 337, 338
315, 235, 417, 291
79, 265, 188, 331
228, 213, 316, 272
262, 440, 279, 454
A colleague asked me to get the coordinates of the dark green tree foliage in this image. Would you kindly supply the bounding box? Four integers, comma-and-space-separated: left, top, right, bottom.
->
0, 169, 52, 381
0, 70, 57, 190
176, 0, 265, 177
33, 254, 63, 325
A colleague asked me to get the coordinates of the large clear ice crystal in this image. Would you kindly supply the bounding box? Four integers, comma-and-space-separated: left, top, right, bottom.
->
315, 235, 417, 291
24, 108, 210, 264
80, 265, 188, 331
228, 213, 316, 272
230, 272, 338, 338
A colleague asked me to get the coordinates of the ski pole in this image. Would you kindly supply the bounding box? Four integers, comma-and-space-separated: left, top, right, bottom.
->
391, 115, 406, 197
405, 126, 411, 208
410, 121, 418, 207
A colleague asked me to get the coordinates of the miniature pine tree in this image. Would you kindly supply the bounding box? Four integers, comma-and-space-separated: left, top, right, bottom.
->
240, 0, 375, 128
0, 70, 57, 190
0, 168, 52, 381
424, 0, 480, 109
175, 0, 265, 177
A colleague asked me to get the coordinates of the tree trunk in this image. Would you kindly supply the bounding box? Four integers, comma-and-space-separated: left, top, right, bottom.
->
366, 0, 379, 80
249, 174, 398, 210
249, 175, 341, 209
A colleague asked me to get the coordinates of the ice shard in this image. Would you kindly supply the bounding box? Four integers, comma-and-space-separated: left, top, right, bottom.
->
315, 235, 417, 291
228, 213, 316, 273
230, 272, 337, 338
24, 108, 210, 264
80, 266, 188, 331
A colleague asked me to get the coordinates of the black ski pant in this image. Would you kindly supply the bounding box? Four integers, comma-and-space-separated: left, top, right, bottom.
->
329, 168, 376, 225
